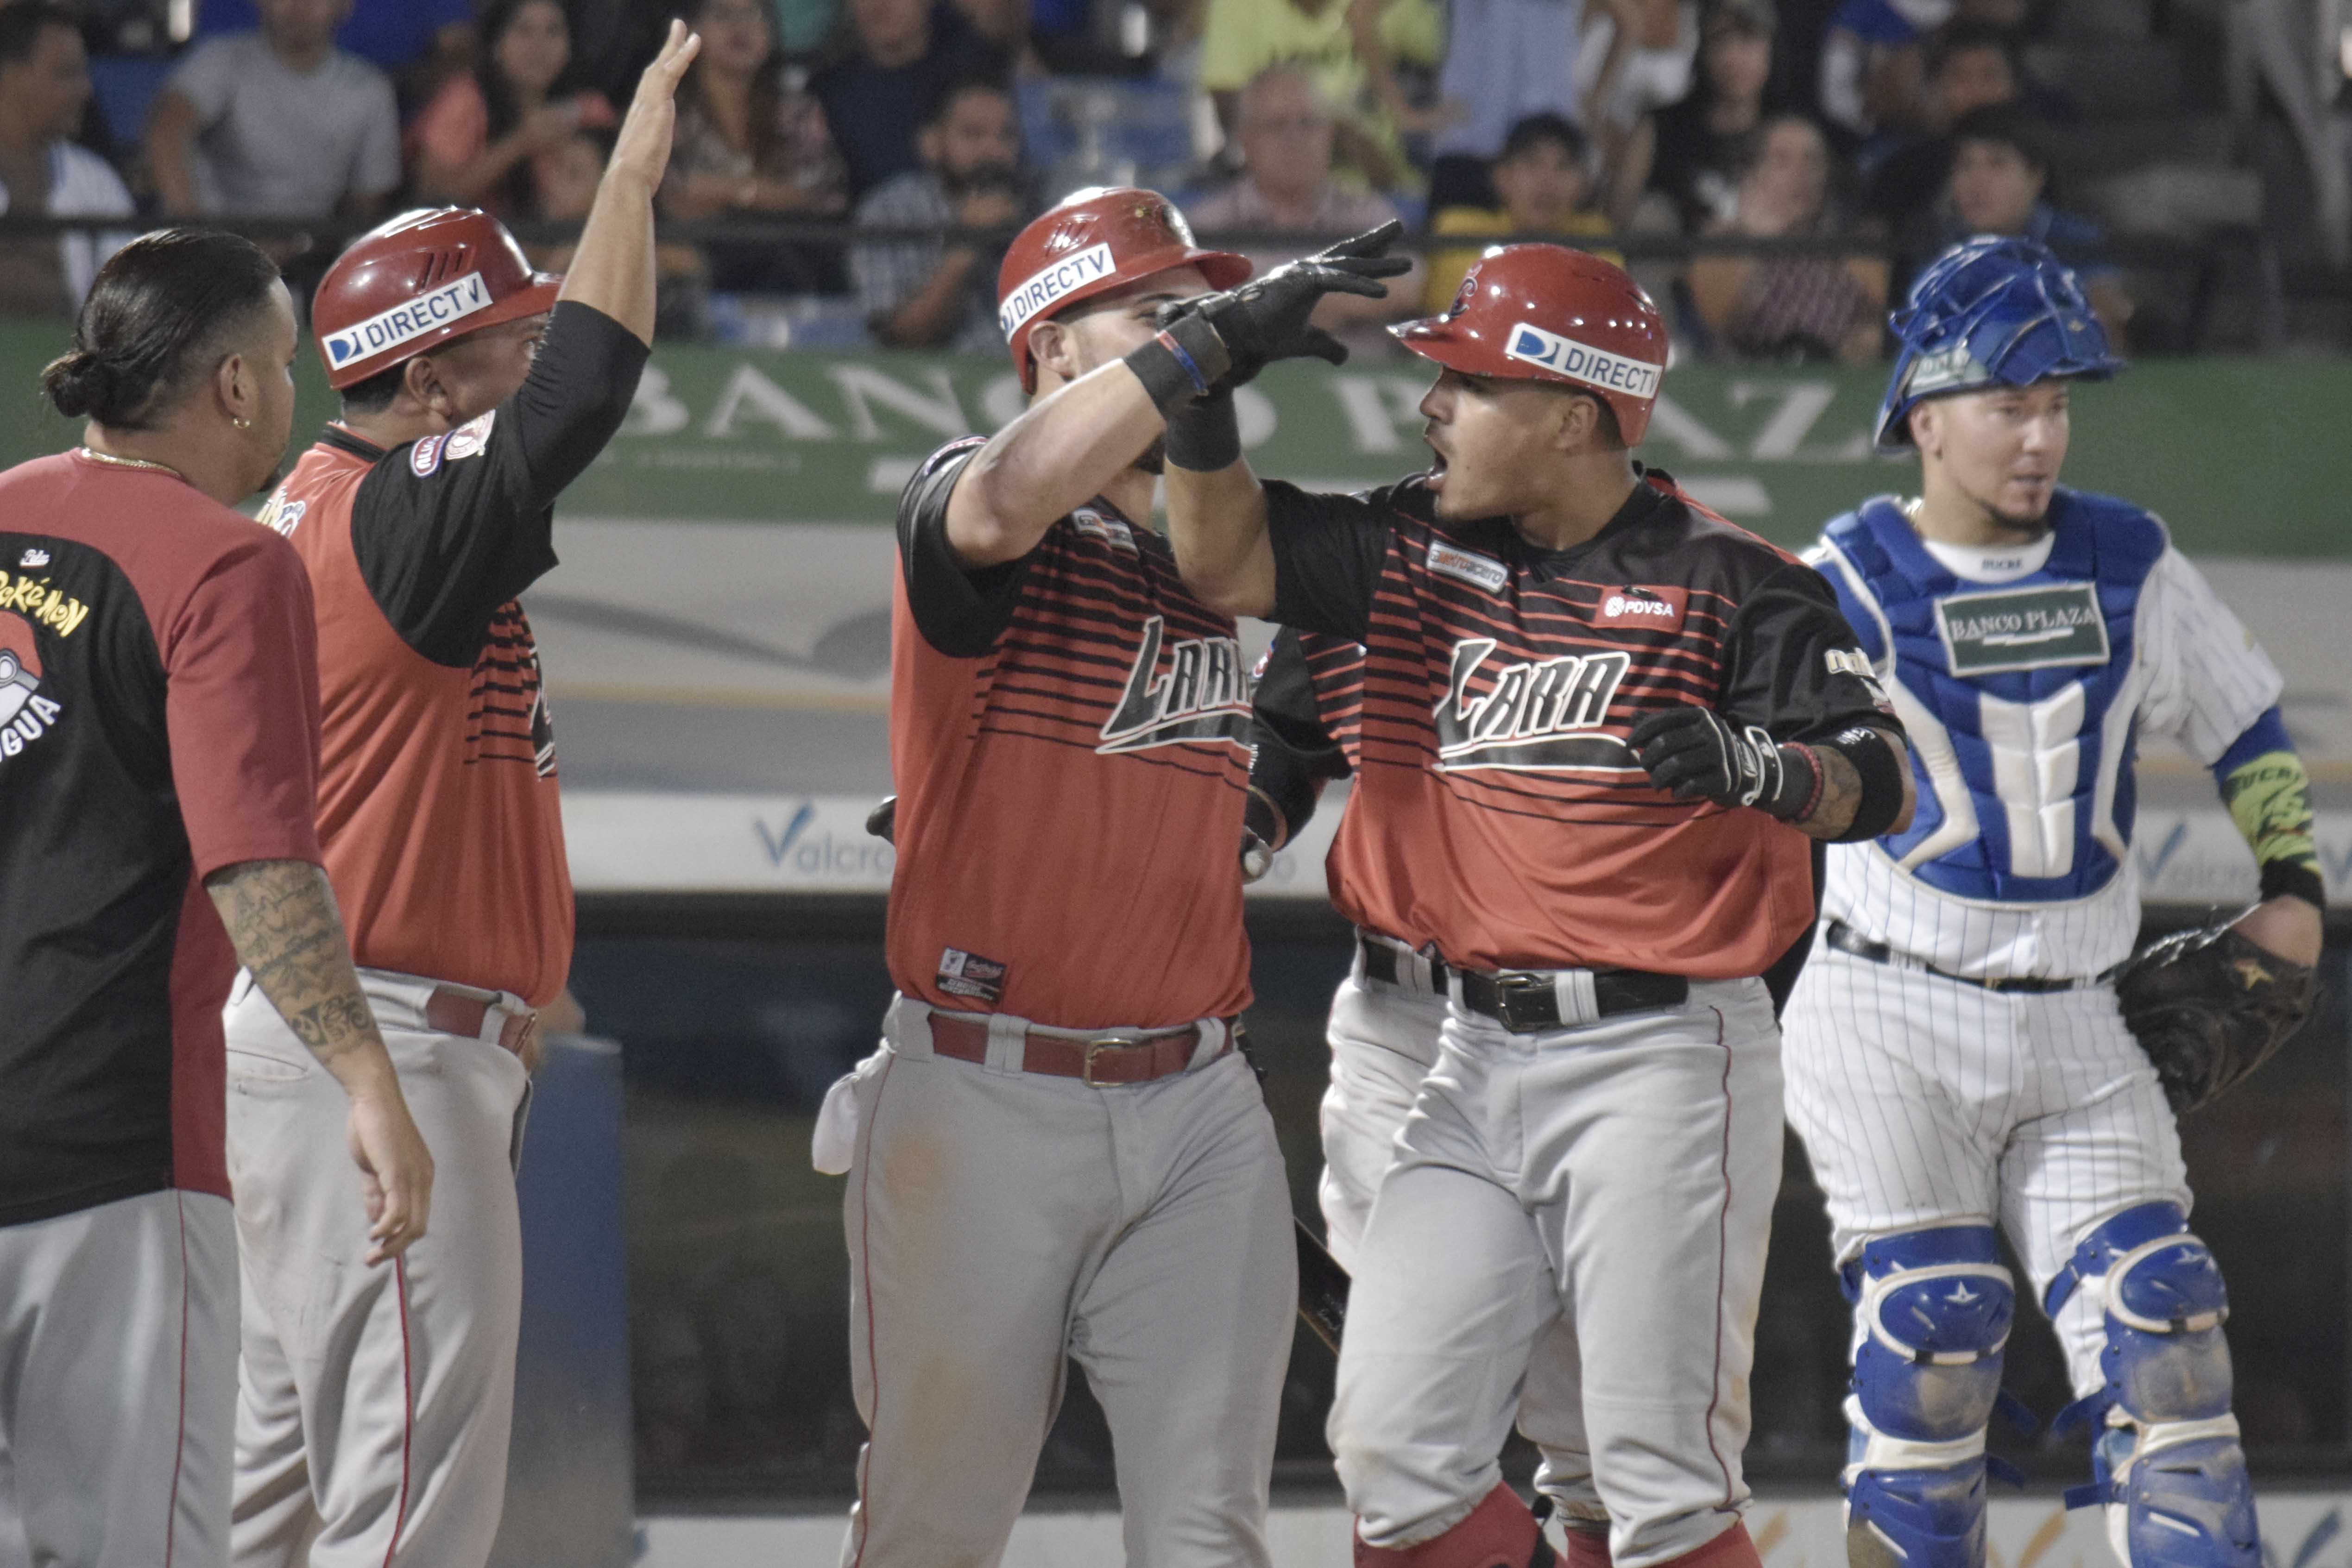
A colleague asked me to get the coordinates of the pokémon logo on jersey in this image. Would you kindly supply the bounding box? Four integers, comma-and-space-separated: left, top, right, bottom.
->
1435, 637, 1633, 773
1097, 615, 1253, 756
0, 611, 63, 762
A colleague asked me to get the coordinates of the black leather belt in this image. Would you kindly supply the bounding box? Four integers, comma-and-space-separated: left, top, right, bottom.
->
1824, 920, 2113, 994
1357, 932, 1450, 995
1454, 966, 1689, 1033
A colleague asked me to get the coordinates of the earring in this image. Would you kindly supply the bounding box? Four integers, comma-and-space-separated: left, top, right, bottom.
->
233, 416, 251, 429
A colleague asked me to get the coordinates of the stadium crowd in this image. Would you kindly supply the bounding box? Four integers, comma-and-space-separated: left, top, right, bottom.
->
0, 0, 2178, 356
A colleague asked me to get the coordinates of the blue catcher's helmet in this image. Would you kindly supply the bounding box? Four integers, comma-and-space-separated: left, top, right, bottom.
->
1874, 237, 2125, 453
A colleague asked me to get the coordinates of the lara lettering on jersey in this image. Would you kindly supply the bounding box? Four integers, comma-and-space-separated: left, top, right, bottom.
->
1933, 582, 2109, 675
1434, 637, 1634, 773
1096, 614, 1254, 755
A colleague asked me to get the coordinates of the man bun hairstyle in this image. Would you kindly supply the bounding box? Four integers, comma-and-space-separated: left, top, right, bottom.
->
41, 229, 282, 430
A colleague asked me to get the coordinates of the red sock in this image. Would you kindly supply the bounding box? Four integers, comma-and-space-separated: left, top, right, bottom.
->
1562, 1524, 1612, 1568
1652, 1521, 1761, 1568
1356, 1483, 1546, 1568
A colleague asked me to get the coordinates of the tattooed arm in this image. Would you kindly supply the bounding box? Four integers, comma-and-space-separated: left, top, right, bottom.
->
206, 859, 435, 1263
1790, 724, 1915, 843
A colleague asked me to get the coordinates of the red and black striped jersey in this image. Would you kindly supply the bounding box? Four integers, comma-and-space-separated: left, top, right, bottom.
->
887, 439, 1252, 1029
1263, 467, 1890, 977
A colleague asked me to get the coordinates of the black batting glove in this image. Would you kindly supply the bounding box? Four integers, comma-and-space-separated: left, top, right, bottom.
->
1125, 222, 1412, 414
1628, 705, 1819, 821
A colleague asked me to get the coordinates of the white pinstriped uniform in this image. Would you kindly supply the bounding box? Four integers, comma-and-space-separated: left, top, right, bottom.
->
1783, 520, 2283, 1403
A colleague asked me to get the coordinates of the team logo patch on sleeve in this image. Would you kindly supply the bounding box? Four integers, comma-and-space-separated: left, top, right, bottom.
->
937, 946, 1009, 1003
445, 410, 496, 461
1501, 321, 1662, 399
1426, 541, 1508, 593
411, 433, 449, 476
1825, 646, 1895, 710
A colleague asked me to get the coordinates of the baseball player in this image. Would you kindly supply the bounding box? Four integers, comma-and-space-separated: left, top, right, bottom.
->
1249, 633, 1827, 1278
1779, 238, 2327, 1568
1142, 239, 1915, 1568
0, 230, 429, 1568
221, 26, 698, 1568
815, 185, 1362, 1568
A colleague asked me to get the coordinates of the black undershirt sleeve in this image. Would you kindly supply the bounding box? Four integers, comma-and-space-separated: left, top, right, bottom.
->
894, 438, 1035, 658
350, 301, 648, 667
1262, 480, 1395, 642
1717, 560, 1903, 744
1249, 628, 1350, 842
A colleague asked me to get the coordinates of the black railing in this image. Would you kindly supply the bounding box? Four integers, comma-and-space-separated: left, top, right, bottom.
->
0, 214, 2275, 349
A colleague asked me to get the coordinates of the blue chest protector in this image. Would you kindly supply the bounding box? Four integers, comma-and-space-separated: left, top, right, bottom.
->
1817, 489, 2167, 903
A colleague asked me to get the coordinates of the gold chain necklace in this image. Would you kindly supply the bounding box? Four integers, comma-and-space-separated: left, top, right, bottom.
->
78, 446, 186, 481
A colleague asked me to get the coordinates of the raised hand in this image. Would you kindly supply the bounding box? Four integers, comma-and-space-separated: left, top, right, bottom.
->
607, 19, 701, 191
1159, 221, 1413, 385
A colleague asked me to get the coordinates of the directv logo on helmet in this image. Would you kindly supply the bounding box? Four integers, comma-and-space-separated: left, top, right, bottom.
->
1502, 322, 1661, 400
322, 272, 493, 367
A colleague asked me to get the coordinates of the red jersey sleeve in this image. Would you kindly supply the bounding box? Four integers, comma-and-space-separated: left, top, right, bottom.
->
164, 534, 325, 876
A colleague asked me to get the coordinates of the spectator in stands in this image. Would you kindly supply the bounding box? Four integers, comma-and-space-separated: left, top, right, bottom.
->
1423, 113, 1616, 311
146, 0, 400, 220
190, 0, 473, 101
1187, 64, 1422, 354
0, 3, 133, 316
1816, 0, 1949, 144
813, 0, 1008, 201
1684, 113, 1888, 362
1427, 0, 1585, 210
1574, 0, 1701, 216
1646, 0, 1779, 232
851, 76, 1027, 352
1913, 105, 2133, 342
1197, 0, 1446, 193
1860, 22, 2019, 227
410, 0, 616, 216
536, 129, 713, 338
664, 0, 849, 290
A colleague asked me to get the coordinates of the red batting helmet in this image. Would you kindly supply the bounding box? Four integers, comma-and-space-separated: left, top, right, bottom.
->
997, 186, 1251, 393
1393, 245, 1668, 445
311, 208, 561, 390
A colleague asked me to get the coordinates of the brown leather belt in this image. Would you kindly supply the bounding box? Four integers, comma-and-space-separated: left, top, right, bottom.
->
927, 1014, 1236, 1086
422, 985, 535, 1057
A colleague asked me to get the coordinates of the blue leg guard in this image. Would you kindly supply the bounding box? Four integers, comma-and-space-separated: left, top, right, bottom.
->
1839, 1226, 2018, 1568
2045, 1204, 2258, 1568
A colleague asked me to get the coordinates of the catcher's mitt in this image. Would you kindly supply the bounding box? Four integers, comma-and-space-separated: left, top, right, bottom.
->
2115, 920, 2316, 1114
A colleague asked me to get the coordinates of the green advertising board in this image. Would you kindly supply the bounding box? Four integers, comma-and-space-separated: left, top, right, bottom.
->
4, 319, 2344, 556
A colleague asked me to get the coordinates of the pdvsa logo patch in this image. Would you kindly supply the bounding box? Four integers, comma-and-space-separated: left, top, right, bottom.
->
0, 611, 63, 761
1595, 586, 1686, 628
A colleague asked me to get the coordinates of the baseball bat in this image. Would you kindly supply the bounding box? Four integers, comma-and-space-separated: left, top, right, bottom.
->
1295, 1215, 1351, 1354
